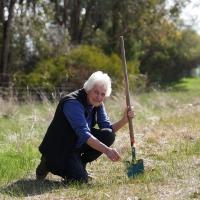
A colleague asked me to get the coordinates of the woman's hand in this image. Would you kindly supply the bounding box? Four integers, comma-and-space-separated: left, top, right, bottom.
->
122, 106, 135, 123
105, 147, 121, 162
111, 106, 135, 133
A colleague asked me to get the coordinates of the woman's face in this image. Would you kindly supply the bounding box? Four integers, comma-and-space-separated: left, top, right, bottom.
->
87, 84, 107, 107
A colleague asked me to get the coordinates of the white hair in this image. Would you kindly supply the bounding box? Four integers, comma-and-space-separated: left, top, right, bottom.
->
83, 71, 112, 97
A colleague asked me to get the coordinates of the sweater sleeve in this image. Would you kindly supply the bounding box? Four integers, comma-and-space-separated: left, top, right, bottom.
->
63, 100, 92, 147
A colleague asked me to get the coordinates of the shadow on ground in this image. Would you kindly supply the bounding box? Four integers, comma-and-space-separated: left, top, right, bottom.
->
0, 178, 65, 197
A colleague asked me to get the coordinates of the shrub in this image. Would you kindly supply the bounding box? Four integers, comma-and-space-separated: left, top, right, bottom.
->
13, 45, 143, 94
14, 57, 68, 92
67, 45, 142, 90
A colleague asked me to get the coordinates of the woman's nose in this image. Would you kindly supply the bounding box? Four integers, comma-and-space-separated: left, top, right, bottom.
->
96, 94, 100, 100
96, 94, 102, 101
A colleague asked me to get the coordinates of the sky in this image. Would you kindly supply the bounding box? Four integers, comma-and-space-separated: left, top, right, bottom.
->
180, 0, 200, 34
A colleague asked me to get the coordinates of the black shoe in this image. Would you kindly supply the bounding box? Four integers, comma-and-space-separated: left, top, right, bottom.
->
82, 162, 95, 181
36, 155, 49, 180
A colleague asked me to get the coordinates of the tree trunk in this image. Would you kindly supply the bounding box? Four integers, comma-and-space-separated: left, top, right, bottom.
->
78, 0, 94, 43
0, 0, 5, 73
0, 0, 16, 74
110, 0, 121, 50
63, 0, 69, 28
70, 0, 81, 44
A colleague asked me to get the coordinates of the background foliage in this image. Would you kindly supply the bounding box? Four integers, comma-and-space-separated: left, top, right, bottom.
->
14, 45, 142, 92
0, 0, 200, 89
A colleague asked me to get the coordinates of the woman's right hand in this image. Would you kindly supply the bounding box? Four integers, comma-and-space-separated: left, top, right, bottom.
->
105, 147, 121, 162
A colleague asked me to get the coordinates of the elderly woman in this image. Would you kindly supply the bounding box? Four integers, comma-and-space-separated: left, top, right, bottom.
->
36, 71, 134, 183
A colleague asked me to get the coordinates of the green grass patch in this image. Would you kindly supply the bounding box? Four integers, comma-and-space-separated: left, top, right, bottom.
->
173, 77, 200, 91
0, 143, 39, 186
0, 102, 49, 188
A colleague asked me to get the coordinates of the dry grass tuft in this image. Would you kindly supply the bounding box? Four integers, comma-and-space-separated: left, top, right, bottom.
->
0, 97, 18, 118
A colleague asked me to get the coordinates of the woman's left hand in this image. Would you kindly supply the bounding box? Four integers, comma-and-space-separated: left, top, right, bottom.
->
112, 106, 136, 133
123, 106, 135, 122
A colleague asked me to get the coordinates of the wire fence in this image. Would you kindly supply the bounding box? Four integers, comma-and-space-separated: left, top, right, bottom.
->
0, 73, 74, 101
0, 86, 71, 101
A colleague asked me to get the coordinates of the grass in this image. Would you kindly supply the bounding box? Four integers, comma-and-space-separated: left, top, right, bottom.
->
0, 77, 200, 199
172, 77, 200, 91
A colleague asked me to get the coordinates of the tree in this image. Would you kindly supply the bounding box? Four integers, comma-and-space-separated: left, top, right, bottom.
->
51, 0, 102, 44
0, 0, 17, 74
1, 0, 70, 73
